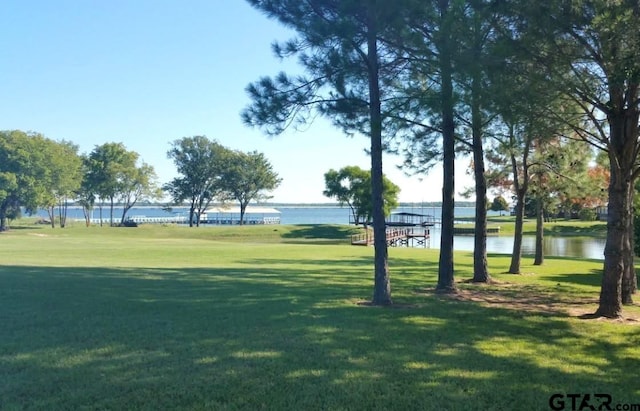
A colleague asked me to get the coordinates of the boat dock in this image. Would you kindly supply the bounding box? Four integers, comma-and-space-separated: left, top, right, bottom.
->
81, 205, 282, 226
83, 215, 280, 225
386, 212, 438, 227
350, 212, 439, 227
351, 227, 430, 247
83, 216, 189, 225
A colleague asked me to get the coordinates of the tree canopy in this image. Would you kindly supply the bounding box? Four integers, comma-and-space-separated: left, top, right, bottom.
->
84, 143, 157, 226
490, 196, 509, 216
323, 165, 400, 225
0, 130, 82, 231
222, 150, 282, 225
165, 136, 281, 226
164, 136, 230, 227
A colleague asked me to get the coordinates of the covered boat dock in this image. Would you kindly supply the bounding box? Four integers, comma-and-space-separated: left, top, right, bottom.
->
386, 212, 436, 227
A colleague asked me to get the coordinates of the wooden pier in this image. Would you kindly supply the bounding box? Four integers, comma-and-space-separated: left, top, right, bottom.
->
351, 227, 430, 247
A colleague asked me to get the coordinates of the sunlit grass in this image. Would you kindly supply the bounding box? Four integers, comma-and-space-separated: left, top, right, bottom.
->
0, 223, 638, 410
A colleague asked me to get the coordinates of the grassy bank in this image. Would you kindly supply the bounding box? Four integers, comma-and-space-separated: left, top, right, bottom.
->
1, 224, 638, 410
455, 216, 607, 237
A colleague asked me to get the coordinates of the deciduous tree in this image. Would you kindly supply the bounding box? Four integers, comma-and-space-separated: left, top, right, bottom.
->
0, 130, 57, 231
164, 136, 229, 227
222, 150, 281, 225
119, 162, 162, 225
323, 165, 400, 225
85, 143, 139, 227
42, 140, 82, 228
490, 196, 509, 216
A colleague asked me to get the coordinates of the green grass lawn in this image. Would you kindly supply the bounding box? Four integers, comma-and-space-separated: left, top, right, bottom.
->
454, 216, 607, 237
1, 223, 638, 410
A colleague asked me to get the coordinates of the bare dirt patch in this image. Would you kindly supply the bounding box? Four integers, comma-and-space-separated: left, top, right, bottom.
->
419, 282, 640, 325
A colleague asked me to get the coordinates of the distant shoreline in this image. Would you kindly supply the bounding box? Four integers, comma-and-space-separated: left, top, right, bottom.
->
56, 201, 476, 209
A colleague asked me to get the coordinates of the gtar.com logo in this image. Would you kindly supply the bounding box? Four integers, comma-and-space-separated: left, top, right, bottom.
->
549, 394, 612, 411
549, 393, 640, 411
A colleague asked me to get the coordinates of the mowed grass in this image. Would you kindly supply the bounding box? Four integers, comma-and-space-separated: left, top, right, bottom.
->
456, 216, 608, 237
1, 224, 639, 410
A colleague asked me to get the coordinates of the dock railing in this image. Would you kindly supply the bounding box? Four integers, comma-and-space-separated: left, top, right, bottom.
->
351, 227, 430, 247
350, 230, 374, 246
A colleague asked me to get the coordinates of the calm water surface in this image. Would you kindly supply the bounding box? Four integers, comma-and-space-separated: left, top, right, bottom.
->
429, 228, 605, 260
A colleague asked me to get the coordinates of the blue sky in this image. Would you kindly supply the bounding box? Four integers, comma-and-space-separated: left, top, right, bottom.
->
1, 1, 472, 203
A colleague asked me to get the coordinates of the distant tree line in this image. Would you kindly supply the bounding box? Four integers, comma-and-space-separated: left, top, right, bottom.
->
0, 131, 280, 230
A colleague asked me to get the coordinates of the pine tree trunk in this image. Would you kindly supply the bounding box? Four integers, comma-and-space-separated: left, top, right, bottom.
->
436, 0, 456, 293
471, 65, 489, 283
622, 188, 637, 304
509, 189, 525, 274
534, 196, 544, 266
597, 177, 627, 317
436, 1, 456, 293
595, 91, 638, 317
472, 152, 489, 282
367, 6, 391, 306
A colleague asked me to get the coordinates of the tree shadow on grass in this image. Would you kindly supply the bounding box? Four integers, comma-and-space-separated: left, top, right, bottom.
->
545, 268, 604, 288
281, 224, 361, 243
432, 282, 601, 317
2, 225, 44, 231
1, 261, 639, 410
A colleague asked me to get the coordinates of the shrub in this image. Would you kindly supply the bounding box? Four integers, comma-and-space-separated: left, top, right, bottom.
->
578, 208, 597, 221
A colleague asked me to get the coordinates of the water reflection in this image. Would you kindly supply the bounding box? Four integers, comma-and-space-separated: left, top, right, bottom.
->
427, 229, 606, 260
520, 236, 605, 260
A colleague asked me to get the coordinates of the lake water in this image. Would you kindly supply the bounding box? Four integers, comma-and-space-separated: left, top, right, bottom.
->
429, 227, 605, 261
35, 205, 605, 260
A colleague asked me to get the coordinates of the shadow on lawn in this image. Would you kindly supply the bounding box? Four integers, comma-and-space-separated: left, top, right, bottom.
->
547, 268, 640, 289
3, 225, 44, 231
1, 261, 638, 410
281, 224, 361, 245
